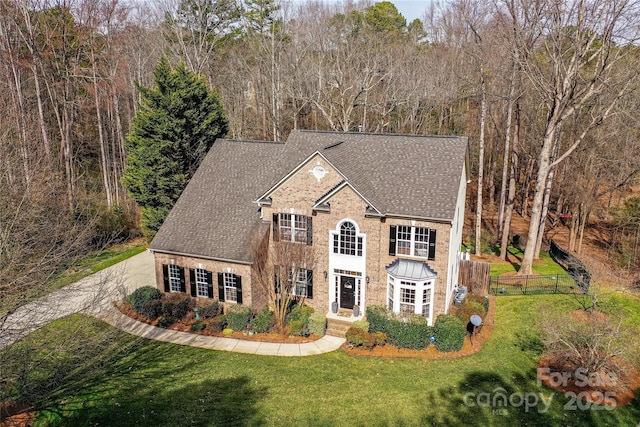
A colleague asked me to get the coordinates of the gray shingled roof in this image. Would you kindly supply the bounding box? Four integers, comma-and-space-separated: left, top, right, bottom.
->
150, 131, 468, 262
149, 139, 288, 263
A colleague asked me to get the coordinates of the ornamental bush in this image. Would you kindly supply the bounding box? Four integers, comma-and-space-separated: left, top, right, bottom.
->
162, 296, 191, 319
128, 286, 161, 313
251, 308, 275, 333
139, 299, 163, 320
200, 301, 221, 318
454, 301, 487, 325
286, 303, 314, 327
433, 314, 466, 352
226, 304, 252, 331
308, 313, 326, 336
157, 316, 175, 328
190, 320, 205, 332
352, 320, 370, 332
466, 294, 490, 313
366, 305, 432, 349
346, 327, 387, 350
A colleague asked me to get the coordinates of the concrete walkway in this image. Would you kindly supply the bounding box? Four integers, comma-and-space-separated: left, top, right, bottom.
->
1, 250, 345, 356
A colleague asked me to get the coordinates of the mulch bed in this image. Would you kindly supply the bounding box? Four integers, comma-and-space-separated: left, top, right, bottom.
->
114, 301, 317, 344
537, 351, 639, 407
0, 400, 34, 427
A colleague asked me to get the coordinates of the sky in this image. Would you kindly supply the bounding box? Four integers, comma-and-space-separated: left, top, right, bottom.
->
291, 0, 437, 24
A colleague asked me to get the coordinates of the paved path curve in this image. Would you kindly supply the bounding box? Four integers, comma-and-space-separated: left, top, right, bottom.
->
0, 250, 345, 356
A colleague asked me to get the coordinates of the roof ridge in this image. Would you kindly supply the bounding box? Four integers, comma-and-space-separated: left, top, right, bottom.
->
217, 138, 284, 145
297, 129, 466, 139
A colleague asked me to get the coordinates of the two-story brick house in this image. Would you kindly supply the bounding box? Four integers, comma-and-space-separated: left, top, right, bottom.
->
149, 130, 469, 325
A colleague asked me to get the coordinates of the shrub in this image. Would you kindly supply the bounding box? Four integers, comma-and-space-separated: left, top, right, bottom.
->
286, 303, 314, 326
466, 294, 490, 313
288, 320, 306, 336
139, 299, 163, 320
352, 320, 370, 332
454, 301, 487, 325
251, 308, 275, 333
128, 286, 162, 313
162, 296, 192, 319
226, 304, 252, 331
434, 314, 466, 352
308, 313, 326, 336
346, 327, 387, 350
209, 318, 224, 333
190, 320, 205, 332
346, 327, 369, 347
200, 301, 221, 318
366, 305, 432, 349
157, 317, 175, 328
223, 328, 233, 336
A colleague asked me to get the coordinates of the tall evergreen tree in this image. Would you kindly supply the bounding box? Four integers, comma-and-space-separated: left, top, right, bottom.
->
122, 57, 227, 238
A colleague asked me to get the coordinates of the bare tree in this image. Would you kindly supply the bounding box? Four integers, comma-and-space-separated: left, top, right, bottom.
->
251, 230, 314, 334
508, 0, 640, 275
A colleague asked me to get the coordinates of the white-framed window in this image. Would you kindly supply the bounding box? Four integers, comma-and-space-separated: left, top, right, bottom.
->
195, 268, 209, 297
386, 275, 434, 323
422, 288, 431, 320
274, 268, 313, 298
332, 220, 364, 256
274, 213, 311, 244
392, 225, 436, 260
224, 272, 238, 302
169, 264, 182, 292
399, 281, 416, 316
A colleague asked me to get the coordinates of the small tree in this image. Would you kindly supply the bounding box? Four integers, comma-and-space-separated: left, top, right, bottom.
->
122, 57, 228, 239
251, 231, 314, 334
540, 306, 639, 377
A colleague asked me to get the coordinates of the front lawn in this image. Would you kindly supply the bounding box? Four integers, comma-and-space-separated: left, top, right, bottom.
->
4, 294, 639, 426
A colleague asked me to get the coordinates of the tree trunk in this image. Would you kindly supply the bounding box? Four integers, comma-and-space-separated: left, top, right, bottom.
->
93, 58, 113, 209
500, 101, 520, 260
497, 68, 516, 239
475, 70, 486, 256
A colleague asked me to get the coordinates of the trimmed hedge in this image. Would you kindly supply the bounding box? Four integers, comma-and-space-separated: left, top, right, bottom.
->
190, 320, 205, 332
352, 320, 370, 332
226, 304, 252, 331
308, 313, 326, 336
128, 286, 161, 313
346, 327, 387, 350
433, 314, 466, 352
288, 320, 306, 336
251, 308, 275, 333
467, 294, 490, 313
366, 305, 433, 350
157, 316, 175, 328
286, 303, 314, 327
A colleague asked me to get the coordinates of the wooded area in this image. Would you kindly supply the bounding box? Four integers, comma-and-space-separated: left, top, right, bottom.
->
2, 0, 640, 303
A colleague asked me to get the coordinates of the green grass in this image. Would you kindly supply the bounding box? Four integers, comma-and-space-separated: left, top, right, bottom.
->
490, 247, 567, 276
3, 294, 639, 426
50, 242, 147, 289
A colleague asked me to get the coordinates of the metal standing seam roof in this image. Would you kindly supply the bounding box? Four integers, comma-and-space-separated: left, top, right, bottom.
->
149, 130, 468, 263
386, 258, 438, 281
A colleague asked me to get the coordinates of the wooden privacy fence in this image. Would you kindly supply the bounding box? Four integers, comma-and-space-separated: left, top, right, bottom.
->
458, 259, 491, 294
489, 274, 586, 296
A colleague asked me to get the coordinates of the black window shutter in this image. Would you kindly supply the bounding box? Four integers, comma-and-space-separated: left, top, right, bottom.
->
217, 273, 225, 302
162, 264, 170, 292
306, 216, 313, 245
389, 225, 397, 256
206, 271, 214, 298
235, 275, 243, 304
274, 266, 280, 294
272, 213, 279, 241
428, 229, 437, 260
179, 267, 186, 293
189, 268, 197, 297
306, 269, 313, 299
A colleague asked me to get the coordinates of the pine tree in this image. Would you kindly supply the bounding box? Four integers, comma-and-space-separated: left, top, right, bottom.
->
122, 57, 228, 238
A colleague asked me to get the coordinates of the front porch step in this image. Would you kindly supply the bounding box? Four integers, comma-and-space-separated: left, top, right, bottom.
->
326, 318, 353, 338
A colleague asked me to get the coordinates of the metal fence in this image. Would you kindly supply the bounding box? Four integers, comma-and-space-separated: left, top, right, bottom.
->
489, 274, 586, 296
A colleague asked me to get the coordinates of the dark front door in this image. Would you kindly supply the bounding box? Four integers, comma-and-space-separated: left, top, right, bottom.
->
340, 276, 355, 309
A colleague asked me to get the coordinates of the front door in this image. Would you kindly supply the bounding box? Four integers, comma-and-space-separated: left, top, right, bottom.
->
340, 276, 355, 309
